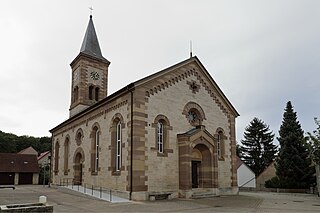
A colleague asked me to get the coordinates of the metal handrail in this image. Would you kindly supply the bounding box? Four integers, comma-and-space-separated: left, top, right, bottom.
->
59, 178, 113, 202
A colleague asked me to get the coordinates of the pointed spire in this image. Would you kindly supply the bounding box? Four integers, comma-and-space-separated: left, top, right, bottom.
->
80, 15, 107, 61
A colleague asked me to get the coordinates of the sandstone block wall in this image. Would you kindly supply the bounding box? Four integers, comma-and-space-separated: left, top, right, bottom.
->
52, 95, 129, 191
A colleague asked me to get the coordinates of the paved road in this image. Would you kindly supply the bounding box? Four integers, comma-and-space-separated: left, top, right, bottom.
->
0, 185, 319, 212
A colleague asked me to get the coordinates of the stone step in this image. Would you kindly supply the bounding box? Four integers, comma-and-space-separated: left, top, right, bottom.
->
192, 191, 217, 199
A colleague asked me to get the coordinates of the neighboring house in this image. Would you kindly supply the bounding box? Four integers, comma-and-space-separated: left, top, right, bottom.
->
236, 156, 256, 188
50, 15, 239, 200
256, 160, 276, 190
0, 153, 39, 185
38, 151, 51, 166
18, 146, 38, 156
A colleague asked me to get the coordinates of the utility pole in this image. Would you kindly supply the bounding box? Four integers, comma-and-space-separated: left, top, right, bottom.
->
43, 160, 46, 187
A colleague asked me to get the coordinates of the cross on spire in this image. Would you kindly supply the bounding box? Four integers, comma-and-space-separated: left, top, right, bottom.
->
89, 6, 94, 16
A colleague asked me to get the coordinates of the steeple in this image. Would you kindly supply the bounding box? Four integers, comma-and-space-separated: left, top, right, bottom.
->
69, 15, 110, 117
80, 15, 108, 62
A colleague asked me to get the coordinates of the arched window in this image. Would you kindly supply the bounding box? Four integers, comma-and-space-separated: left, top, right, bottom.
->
116, 121, 122, 171
182, 102, 206, 126
110, 113, 124, 175
64, 137, 70, 175
216, 129, 225, 160
75, 129, 83, 146
73, 86, 79, 102
95, 87, 99, 101
95, 130, 100, 172
217, 132, 221, 158
157, 121, 164, 153
187, 109, 201, 126
152, 115, 173, 157
89, 85, 94, 100
54, 141, 60, 175
91, 125, 100, 174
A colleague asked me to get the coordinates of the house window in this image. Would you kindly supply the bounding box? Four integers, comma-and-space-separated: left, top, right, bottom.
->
116, 121, 121, 171
91, 125, 100, 174
64, 137, 70, 175
151, 115, 173, 157
157, 122, 164, 153
54, 141, 60, 175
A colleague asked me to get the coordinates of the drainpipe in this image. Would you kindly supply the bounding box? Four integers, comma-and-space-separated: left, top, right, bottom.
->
128, 84, 134, 200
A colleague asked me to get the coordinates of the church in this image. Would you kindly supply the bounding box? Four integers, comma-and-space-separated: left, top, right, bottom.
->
50, 15, 239, 201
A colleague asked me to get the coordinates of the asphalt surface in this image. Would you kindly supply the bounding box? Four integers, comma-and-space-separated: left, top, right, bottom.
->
0, 185, 319, 212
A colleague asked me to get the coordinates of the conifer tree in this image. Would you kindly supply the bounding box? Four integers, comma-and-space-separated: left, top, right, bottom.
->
307, 118, 320, 195
240, 117, 277, 176
276, 101, 315, 188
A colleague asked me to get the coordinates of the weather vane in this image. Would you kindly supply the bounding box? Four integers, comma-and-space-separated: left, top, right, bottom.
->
89, 6, 94, 16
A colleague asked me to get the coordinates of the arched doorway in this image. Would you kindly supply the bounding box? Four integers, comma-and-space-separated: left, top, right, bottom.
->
191, 144, 212, 188
73, 150, 84, 185
178, 126, 218, 198
191, 148, 202, 188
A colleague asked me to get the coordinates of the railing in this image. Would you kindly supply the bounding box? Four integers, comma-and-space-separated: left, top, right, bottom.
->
59, 178, 114, 202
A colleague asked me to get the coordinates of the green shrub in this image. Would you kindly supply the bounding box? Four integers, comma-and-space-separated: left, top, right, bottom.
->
265, 176, 280, 188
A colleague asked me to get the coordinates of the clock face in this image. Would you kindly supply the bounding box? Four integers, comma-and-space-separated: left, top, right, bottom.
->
90, 71, 100, 80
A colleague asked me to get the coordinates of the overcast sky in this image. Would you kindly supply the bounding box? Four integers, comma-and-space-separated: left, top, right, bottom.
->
1, 0, 319, 145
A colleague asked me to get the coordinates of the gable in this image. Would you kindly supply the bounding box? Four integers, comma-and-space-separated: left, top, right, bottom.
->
134, 56, 239, 117
17, 146, 38, 155
50, 56, 238, 133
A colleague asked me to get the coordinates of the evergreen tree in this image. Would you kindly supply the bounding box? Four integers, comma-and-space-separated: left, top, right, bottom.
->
276, 101, 315, 188
240, 117, 277, 176
307, 118, 320, 195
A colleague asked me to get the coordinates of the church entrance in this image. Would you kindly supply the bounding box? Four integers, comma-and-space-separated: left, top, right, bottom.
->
74, 152, 83, 185
178, 126, 218, 197
192, 161, 201, 188
191, 144, 212, 188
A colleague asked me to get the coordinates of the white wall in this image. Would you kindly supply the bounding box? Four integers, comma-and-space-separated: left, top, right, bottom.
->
237, 164, 256, 188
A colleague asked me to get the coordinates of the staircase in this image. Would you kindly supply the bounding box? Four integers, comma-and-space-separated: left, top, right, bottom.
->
191, 188, 218, 199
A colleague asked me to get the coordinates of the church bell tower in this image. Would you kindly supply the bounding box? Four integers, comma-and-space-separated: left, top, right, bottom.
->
69, 15, 110, 117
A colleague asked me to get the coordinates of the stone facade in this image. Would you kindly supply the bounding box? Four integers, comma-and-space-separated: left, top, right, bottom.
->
50, 16, 239, 201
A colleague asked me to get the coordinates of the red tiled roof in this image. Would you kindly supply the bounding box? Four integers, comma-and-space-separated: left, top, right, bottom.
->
17, 146, 38, 155
37, 151, 50, 161
0, 153, 40, 173
235, 156, 243, 170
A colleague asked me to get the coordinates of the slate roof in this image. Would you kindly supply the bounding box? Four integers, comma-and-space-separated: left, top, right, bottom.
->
0, 153, 40, 173
79, 15, 108, 62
